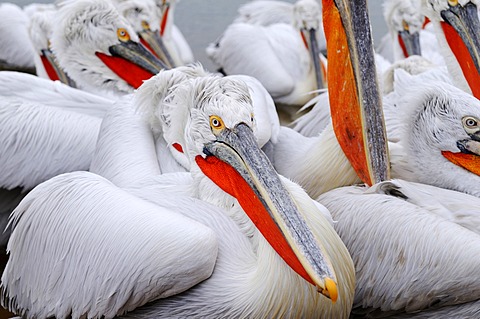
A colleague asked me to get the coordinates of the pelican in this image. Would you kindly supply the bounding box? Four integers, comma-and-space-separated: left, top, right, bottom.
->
420, 0, 480, 98
383, 68, 480, 197
88, 63, 280, 181
206, 0, 326, 107
154, 0, 195, 67
51, 0, 166, 96
28, 6, 77, 86
377, 0, 424, 62
1, 74, 355, 318
108, 0, 176, 68
0, 3, 36, 74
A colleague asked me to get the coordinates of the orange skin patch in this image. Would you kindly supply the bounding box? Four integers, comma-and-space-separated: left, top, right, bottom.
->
195, 154, 316, 286
300, 31, 309, 49
140, 38, 160, 59
172, 143, 183, 153
441, 21, 480, 99
422, 17, 430, 29
160, 6, 170, 36
442, 151, 480, 175
322, 0, 371, 185
398, 33, 409, 58
40, 55, 60, 81
95, 52, 155, 89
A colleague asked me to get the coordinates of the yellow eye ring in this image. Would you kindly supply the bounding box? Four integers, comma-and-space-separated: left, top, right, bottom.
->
117, 28, 131, 42
210, 115, 225, 131
448, 0, 458, 6
141, 20, 150, 30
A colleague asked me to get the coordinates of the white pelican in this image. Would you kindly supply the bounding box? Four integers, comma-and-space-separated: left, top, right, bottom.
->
261, 0, 390, 199
206, 0, 326, 107
376, 0, 445, 67
89, 63, 280, 181
377, 0, 424, 62
28, 7, 77, 86
154, 0, 195, 67
108, 0, 176, 68
420, 0, 480, 98
0, 3, 36, 74
1, 74, 355, 318
315, 1, 480, 315
382, 69, 480, 197
51, 0, 166, 96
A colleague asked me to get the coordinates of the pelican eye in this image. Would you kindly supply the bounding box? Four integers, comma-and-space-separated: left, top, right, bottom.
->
250, 113, 254, 122
117, 28, 131, 42
402, 20, 409, 31
448, 0, 458, 6
462, 116, 480, 134
141, 20, 150, 30
210, 115, 225, 131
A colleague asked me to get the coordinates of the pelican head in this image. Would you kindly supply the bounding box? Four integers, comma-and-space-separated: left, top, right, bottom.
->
155, 0, 175, 35
294, 0, 325, 90
383, 0, 423, 59
143, 74, 346, 302
51, 0, 166, 95
392, 71, 480, 196
135, 64, 279, 170
112, 0, 175, 67
28, 8, 76, 87
421, 0, 480, 98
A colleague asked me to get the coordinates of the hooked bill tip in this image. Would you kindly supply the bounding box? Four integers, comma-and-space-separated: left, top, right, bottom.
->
318, 277, 338, 303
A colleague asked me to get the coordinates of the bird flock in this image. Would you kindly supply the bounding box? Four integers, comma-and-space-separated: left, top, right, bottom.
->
0, 0, 479, 318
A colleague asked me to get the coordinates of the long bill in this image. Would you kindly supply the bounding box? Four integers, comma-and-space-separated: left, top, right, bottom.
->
442, 135, 480, 175
40, 49, 77, 88
323, 0, 390, 185
195, 123, 339, 302
95, 40, 168, 89
139, 29, 176, 68
302, 28, 326, 90
440, 2, 480, 98
398, 29, 422, 58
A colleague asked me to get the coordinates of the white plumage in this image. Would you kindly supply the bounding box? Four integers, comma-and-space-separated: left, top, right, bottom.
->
320, 179, 480, 316
1, 71, 354, 319
207, 0, 326, 106
0, 3, 36, 73
154, 0, 195, 66
420, 0, 480, 97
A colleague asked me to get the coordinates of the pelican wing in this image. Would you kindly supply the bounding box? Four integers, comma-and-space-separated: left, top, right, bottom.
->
206, 23, 297, 98
379, 179, 480, 235
319, 181, 480, 315
0, 71, 114, 118
1, 171, 218, 319
0, 98, 101, 190
235, 0, 294, 26
291, 90, 331, 138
